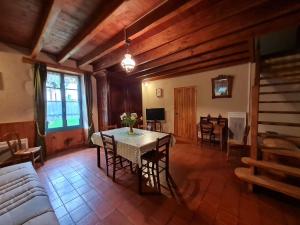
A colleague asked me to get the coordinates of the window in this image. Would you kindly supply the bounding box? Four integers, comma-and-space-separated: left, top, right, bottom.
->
46, 71, 82, 131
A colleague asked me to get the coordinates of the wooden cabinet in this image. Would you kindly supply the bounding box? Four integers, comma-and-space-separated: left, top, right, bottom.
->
95, 73, 142, 129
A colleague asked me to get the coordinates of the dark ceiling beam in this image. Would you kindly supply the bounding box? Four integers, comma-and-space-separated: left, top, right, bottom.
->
109, 38, 250, 74
31, 0, 61, 58
135, 51, 250, 79
57, 0, 124, 63
78, 0, 195, 66
92, 0, 273, 71
93, 0, 300, 72
131, 42, 249, 78
142, 59, 249, 81
140, 56, 250, 82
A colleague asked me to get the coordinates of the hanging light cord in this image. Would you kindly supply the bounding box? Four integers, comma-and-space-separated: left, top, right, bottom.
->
124, 28, 131, 53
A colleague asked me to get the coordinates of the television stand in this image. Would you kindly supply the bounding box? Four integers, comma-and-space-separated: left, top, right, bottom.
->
146, 120, 162, 132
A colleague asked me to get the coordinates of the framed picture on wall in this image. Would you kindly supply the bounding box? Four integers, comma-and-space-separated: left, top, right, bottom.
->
211, 75, 233, 98
156, 88, 163, 97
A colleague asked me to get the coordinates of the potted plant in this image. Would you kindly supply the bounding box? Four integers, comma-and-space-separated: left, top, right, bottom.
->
120, 112, 141, 134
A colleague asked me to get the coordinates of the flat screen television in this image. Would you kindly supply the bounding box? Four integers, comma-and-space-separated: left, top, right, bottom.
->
146, 108, 165, 121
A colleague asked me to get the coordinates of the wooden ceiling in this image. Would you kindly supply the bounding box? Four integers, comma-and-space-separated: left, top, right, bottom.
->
0, 0, 299, 80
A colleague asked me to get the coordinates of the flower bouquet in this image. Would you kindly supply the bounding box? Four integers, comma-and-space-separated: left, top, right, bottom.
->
120, 112, 142, 134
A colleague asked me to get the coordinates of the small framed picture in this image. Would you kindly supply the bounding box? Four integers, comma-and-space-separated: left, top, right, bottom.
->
211, 75, 233, 98
156, 88, 163, 97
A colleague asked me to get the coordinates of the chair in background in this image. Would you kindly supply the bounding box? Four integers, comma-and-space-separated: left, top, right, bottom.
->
1, 133, 43, 168
102, 124, 117, 131
100, 132, 132, 181
227, 112, 249, 160
138, 124, 147, 130
200, 122, 214, 143
212, 117, 228, 151
140, 134, 171, 194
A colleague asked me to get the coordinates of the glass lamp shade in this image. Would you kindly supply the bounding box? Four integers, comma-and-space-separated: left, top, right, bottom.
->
121, 53, 136, 73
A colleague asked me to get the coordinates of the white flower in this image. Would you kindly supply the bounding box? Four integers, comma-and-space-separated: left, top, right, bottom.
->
120, 112, 127, 120
130, 115, 136, 120
131, 113, 137, 119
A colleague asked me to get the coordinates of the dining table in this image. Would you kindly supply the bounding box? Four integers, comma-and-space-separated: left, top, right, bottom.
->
91, 127, 174, 193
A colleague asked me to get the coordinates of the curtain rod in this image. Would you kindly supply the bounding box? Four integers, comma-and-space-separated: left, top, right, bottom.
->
22, 57, 92, 75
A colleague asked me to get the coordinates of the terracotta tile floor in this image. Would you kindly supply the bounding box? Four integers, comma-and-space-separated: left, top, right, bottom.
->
37, 142, 300, 225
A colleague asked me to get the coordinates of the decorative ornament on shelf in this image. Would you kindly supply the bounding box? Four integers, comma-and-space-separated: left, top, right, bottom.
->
121, 29, 136, 73
120, 112, 142, 135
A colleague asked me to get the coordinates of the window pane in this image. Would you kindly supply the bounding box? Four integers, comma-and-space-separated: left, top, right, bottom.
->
66, 101, 80, 126
47, 88, 62, 101
46, 73, 63, 129
46, 72, 61, 88
64, 75, 79, 90
47, 101, 63, 129
65, 75, 80, 127
65, 89, 79, 101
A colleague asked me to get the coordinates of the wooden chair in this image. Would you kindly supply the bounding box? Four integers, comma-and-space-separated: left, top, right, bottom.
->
102, 124, 117, 131
140, 134, 171, 194
200, 122, 214, 143
100, 132, 132, 181
138, 124, 147, 129
227, 126, 250, 160
1, 133, 43, 168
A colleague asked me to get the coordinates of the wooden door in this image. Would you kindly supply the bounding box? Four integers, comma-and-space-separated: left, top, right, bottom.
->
174, 86, 197, 141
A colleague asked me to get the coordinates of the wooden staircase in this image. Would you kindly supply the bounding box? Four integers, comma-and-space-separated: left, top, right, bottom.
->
235, 51, 300, 199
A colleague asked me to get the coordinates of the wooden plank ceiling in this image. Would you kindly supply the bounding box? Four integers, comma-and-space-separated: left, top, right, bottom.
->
0, 0, 299, 80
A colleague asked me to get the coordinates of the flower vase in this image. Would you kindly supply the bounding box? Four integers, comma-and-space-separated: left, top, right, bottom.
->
128, 125, 134, 135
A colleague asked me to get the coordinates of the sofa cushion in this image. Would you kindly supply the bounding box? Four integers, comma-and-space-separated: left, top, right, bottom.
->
0, 162, 59, 225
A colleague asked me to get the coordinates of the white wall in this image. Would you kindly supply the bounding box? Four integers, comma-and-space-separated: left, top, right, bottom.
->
0, 52, 34, 123
142, 63, 253, 133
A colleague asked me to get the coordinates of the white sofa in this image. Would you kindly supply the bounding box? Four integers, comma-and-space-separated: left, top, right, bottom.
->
0, 162, 59, 225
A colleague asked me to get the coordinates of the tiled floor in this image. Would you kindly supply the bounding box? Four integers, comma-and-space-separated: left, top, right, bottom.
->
37, 142, 300, 225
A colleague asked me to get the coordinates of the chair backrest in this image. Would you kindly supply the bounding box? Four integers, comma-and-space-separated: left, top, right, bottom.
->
100, 132, 116, 154
200, 122, 213, 134
155, 134, 171, 154
102, 124, 117, 131
1, 133, 22, 154
243, 126, 250, 145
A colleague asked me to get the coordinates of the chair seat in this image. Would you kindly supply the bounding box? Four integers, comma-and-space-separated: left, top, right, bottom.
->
141, 150, 165, 162
228, 139, 243, 146
14, 147, 41, 156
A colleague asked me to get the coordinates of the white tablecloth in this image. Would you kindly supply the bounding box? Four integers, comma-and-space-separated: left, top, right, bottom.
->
91, 127, 174, 166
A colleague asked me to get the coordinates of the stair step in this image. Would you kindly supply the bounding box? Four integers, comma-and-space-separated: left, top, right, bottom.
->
259, 111, 300, 114
263, 57, 300, 66
260, 81, 300, 86
241, 157, 300, 178
261, 149, 300, 159
235, 168, 300, 199
260, 73, 300, 80
259, 100, 300, 103
262, 65, 300, 73
259, 90, 300, 95
258, 121, 300, 127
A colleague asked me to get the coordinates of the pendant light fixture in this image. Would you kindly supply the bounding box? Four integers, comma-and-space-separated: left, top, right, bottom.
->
121, 29, 136, 73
